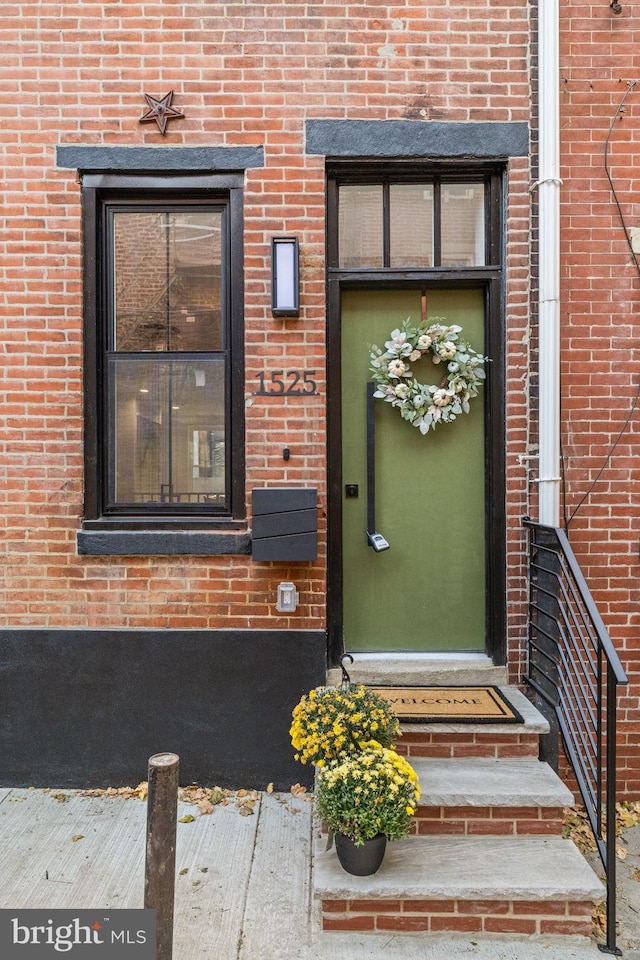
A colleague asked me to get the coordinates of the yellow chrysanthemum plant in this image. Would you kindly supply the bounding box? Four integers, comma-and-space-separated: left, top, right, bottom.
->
315, 741, 421, 846
290, 684, 400, 767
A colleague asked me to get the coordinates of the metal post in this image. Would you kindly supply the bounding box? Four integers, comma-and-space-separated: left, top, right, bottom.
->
531, 529, 561, 770
602, 664, 621, 956
144, 752, 179, 960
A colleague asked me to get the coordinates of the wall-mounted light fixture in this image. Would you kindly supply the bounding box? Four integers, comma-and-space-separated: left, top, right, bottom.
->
276, 581, 299, 612
271, 237, 300, 317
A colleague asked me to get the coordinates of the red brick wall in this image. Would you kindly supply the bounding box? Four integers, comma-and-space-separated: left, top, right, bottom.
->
7, 2, 638, 798
321, 897, 594, 937
559, 3, 640, 796
0, 0, 532, 634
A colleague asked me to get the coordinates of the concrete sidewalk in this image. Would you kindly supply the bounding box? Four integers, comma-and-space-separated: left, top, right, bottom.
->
0, 786, 632, 960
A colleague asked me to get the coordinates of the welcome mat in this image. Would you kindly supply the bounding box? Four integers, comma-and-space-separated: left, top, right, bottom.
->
367, 685, 524, 724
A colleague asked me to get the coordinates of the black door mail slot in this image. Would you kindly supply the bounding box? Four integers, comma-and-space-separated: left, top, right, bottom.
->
252, 487, 318, 561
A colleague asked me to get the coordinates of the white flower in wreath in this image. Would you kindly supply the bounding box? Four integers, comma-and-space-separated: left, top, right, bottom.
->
369, 316, 488, 434
387, 359, 407, 378
431, 387, 451, 407
378, 384, 396, 399
438, 341, 457, 360
385, 330, 413, 357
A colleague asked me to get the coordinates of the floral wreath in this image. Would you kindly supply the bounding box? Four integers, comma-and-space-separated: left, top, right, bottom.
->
369, 318, 488, 434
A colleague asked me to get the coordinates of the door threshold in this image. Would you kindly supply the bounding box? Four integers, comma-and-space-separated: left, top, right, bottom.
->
327, 652, 507, 687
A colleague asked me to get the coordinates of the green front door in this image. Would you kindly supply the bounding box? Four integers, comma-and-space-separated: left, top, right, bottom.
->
341, 288, 486, 652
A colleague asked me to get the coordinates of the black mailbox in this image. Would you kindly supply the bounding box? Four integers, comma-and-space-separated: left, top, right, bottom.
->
251, 487, 318, 561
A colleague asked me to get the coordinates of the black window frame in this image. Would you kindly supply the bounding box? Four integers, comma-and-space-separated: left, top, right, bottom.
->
81, 173, 245, 531
327, 163, 502, 272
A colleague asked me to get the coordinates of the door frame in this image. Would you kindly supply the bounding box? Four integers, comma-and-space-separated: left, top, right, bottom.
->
325, 162, 507, 667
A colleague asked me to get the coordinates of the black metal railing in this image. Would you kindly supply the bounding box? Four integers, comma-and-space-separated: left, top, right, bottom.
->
523, 520, 628, 956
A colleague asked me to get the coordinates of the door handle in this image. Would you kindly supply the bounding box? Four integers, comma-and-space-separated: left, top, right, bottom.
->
366, 381, 390, 551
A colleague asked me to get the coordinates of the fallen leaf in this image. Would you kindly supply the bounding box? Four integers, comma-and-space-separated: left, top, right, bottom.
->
210, 786, 226, 805
71, 835, 84, 842
179, 868, 188, 876
53, 792, 70, 804
632, 869, 640, 882
619, 810, 637, 828
178, 785, 204, 803
131, 782, 148, 800
198, 799, 214, 816
238, 805, 254, 817
236, 789, 248, 798
290, 783, 313, 802
592, 900, 607, 937
178, 814, 195, 824
78, 781, 148, 801
266, 782, 274, 794
562, 807, 597, 852
617, 800, 640, 832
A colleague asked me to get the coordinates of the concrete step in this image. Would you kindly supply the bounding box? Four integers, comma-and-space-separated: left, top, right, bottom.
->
312, 676, 598, 941
409, 757, 574, 836
396, 687, 548, 760
412, 757, 574, 807
314, 834, 605, 937
327, 652, 508, 687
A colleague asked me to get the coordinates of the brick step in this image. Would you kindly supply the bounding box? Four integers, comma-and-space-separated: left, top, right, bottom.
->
314, 835, 604, 937
395, 687, 548, 759
408, 757, 573, 835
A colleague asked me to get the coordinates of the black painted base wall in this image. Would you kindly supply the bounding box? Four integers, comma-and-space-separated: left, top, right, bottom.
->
0, 629, 326, 790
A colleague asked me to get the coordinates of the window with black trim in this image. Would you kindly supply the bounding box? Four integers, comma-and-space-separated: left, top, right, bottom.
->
338, 181, 485, 268
82, 176, 244, 527
327, 166, 502, 274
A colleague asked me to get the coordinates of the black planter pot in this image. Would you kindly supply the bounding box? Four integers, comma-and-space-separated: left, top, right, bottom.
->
334, 832, 387, 876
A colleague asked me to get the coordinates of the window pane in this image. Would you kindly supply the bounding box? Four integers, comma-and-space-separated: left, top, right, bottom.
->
113, 210, 223, 351
389, 184, 434, 267
107, 357, 226, 507
441, 183, 485, 266
338, 185, 383, 268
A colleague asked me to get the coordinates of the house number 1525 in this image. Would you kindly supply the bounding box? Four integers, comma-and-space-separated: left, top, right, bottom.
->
255, 370, 318, 396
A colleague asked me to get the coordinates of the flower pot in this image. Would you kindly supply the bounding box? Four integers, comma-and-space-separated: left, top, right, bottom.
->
334, 832, 387, 876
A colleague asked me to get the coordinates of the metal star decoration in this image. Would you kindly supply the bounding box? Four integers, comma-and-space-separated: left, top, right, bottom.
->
139, 91, 184, 135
